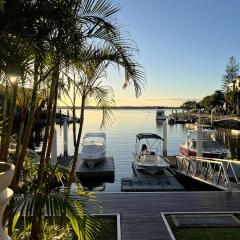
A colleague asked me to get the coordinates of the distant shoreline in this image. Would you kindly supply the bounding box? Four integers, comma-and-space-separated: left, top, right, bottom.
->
57, 106, 181, 110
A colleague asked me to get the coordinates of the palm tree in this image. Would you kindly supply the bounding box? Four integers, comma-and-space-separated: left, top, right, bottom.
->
61, 60, 115, 185
1, 0, 145, 238
0, 34, 32, 162
11, 161, 101, 239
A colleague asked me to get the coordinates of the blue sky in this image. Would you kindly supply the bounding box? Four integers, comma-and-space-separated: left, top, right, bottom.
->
104, 0, 240, 106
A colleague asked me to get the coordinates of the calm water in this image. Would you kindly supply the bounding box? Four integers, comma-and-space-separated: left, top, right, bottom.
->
42, 109, 240, 192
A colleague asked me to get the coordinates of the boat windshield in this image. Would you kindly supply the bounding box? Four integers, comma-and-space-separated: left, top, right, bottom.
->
157, 111, 164, 116
83, 136, 105, 145
83, 141, 104, 146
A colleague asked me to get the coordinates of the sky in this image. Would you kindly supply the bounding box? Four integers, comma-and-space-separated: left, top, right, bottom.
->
102, 0, 240, 107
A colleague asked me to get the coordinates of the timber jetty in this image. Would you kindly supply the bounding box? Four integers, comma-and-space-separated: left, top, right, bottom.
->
213, 118, 240, 130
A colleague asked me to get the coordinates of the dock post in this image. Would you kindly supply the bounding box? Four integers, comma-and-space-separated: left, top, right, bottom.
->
211, 109, 214, 125
64, 120, 68, 156
198, 112, 201, 124
163, 121, 167, 157
196, 127, 203, 157
51, 128, 57, 164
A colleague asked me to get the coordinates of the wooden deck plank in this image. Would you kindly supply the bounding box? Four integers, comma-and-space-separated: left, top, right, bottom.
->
96, 192, 240, 240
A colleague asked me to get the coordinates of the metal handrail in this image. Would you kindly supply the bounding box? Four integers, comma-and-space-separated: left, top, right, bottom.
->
175, 155, 240, 191
193, 156, 240, 164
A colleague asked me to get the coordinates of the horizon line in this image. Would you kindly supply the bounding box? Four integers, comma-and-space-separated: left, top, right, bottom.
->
57, 106, 182, 109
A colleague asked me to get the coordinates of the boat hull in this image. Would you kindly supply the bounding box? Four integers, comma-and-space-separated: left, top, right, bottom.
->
156, 117, 166, 120
133, 162, 165, 174
179, 145, 224, 158
133, 158, 169, 175
82, 157, 106, 168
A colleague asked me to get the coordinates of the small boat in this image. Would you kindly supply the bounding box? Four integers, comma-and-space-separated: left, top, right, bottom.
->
56, 117, 67, 125
175, 118, 191, 124
168, 117, 175, 125
156, 110, 166, 120
133, 133, 170, 175
179, 125, 231, 158
80, 133, 106, 168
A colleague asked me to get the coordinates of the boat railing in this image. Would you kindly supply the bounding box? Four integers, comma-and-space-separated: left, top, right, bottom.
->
175, 156, 240, 191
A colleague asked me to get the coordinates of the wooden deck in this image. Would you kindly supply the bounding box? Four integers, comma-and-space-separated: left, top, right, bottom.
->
96, 192, 240, 240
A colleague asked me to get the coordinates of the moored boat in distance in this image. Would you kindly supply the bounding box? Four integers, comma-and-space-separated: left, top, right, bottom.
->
179, 125, 231, 159
156, 109, 166, 120
80, 133, 106, 168
133, 133, 170, 175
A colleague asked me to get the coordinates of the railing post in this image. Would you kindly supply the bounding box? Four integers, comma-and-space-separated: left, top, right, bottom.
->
222, 162, 232, 191
230, 163, 239, 184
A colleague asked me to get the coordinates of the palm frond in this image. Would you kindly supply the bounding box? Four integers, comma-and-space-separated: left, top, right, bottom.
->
90, 85, 115, 128
12, 185, 101, 239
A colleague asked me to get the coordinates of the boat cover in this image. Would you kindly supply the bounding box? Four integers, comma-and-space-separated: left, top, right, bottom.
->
137, 133, 163, 140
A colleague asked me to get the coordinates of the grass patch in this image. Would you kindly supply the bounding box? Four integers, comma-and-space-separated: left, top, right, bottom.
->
96, 216, 117, 240
166, 215, 240, 240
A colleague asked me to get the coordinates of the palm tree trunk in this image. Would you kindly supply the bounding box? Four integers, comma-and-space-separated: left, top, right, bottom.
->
30, 95, 55, 239
14, 110, 25, 160
45, 80, 58, 164
3, 83, 18, 161
0, 82, 8, 158
37, 63, 59, 188
30, 192, 45, 240
73, 78, 77, 147
11, 58, 39, 190
39, 76, 56, 164
68, 96, 85, 185
31, 62, 59, 239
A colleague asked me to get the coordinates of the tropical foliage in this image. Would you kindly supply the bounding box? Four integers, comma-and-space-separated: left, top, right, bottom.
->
222, 56, 240, 113
198, 90, 225, 110
0, 0, 145, 239
182, 56, 240, 114
222, 56, 239, 92
181, 101, 199, 110
181, 91, 225, 112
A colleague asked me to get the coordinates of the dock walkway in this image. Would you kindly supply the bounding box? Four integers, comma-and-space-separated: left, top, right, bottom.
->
96, 192, 240, 240
121, 167, 184, 192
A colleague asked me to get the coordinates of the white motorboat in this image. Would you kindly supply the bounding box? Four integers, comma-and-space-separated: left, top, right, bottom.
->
133, 133, 170, 175
80, 133, 106, 168
179, 125, 231, 159
156, 110, 166, 120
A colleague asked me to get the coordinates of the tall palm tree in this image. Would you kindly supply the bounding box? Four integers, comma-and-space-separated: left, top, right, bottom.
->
1, 0, 145, 239
61, 60, 115, 185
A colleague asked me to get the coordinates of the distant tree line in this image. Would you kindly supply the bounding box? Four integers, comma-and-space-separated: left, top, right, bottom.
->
181, 56, 240, 115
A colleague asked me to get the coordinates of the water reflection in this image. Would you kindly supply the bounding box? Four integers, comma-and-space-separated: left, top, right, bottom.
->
156, 119, 164, 127
80, 176, 114, 191
32, 109, 240, 191
216, 128, 240, 159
